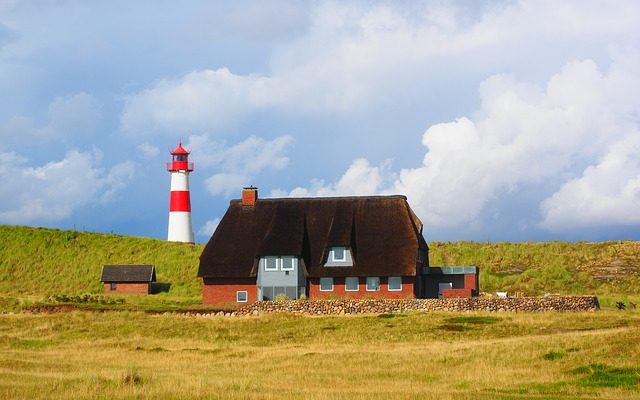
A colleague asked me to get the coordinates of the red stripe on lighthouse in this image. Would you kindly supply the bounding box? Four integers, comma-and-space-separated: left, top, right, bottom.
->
170, 191, 191, 212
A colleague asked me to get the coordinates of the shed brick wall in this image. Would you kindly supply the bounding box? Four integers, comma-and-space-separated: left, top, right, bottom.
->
309, 277, 415, 299
464, 273, 478, 295
202, 278, 257, 304
442, 288, 473, 299
103, 282, 149, 295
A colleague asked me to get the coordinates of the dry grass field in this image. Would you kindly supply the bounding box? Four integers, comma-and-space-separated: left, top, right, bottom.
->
1, 310, 639, 399
2, 226, 640, 398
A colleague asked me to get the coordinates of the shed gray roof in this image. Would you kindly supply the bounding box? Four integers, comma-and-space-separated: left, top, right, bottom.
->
100, 265, 156, 283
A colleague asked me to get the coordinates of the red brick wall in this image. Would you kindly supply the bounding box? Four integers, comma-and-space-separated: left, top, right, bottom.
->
202, 278, 257, 304
442, 288, 472, 299
103, 283, 149, 295
464, 273, 477, 295
309, 277, 415, 299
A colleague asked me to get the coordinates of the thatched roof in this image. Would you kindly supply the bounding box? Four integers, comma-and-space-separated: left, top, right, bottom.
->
100, 265, 156, 283
198, 195, 427, 279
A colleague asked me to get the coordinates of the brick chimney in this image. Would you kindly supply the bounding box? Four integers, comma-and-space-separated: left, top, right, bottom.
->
242, 186, 258, 207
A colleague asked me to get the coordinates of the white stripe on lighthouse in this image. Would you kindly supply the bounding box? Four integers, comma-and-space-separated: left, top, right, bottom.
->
170, 172, 190, 191
168, 212, 194, 243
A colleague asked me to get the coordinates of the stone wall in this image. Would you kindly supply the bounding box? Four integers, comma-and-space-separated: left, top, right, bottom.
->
237, 296, 599, 316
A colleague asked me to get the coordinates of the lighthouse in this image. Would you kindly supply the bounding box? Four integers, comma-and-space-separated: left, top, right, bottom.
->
167, 142, 195, 243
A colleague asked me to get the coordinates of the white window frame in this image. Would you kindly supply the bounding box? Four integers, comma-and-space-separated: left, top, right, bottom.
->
366, 277, 380, 292
281, 256, 297, 271
330, 246, 347, 262
345, 277, 359, 292
264, 256, 279, 271
236, 290, 248, 302
319, 277, 334, 292
388, 276, 402, 291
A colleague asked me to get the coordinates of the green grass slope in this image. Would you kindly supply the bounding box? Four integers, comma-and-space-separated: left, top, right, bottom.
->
0, 226, 202, 302
1, 226, 639, 307
430, 241, 640, 298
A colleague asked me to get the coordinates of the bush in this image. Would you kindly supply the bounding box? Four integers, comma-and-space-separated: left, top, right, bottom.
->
48, 293, 125, 305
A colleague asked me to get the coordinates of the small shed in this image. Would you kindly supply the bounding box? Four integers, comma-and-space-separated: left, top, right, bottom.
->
100, 265, 156, 294
421, 266, 479, 299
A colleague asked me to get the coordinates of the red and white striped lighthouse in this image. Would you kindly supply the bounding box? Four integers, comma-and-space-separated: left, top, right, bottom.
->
167, 142, 195, 243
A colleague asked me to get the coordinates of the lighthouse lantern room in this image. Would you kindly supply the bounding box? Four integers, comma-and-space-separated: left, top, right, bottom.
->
167, 142, 195, 244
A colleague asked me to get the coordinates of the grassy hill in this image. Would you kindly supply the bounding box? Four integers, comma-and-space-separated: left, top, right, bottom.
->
0, 226, 203, 308
430, 241, 640, 298
1, 226, 639, 308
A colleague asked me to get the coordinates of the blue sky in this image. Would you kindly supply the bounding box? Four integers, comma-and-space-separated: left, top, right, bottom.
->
1, 0, 639, 243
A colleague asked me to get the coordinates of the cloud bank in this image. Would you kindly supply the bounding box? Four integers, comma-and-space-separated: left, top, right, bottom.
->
186, 134, 293, 197
276, 53, 640, 232
0, 150, 134, 224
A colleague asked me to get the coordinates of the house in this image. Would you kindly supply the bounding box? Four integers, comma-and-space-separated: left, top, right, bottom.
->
199, 187, 433, 304
100, 265, 156, 294
422, 266, 480, 299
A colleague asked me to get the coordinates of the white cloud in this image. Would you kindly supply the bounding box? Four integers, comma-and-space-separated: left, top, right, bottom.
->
119, 1, 640, 136
0, 150, 134, 224
198, 217, 221, 238
120, 68, 274, 135
185, 134, 293, 197
221, 1, 308, 42
47, 92, 100, 134
540, 135, 640, 230
100, 161, 135, 204
279, 158, 393, 198
0, 92, 100, 147
275, 53, 640, 231
136, 142, 160, 159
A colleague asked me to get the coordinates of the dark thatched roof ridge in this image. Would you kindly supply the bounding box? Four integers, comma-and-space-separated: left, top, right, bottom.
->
198, 195, 428, 279
100, 265, 156, 283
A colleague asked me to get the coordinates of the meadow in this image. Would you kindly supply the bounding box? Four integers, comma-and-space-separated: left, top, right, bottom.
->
1, 225, 640, 398
1, 310, 639, 399
1, 225, 639, 310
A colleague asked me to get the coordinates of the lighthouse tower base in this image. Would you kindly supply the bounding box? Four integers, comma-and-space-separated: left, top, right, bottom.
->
168, 212, 194, 243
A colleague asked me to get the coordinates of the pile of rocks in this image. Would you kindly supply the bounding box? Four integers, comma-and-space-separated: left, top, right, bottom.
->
237, 296, 599, 316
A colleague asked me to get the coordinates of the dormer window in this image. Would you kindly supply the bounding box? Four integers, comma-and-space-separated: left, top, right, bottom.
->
264, 256, 278, 271
324, 246, 353, 267
281, 256, 297, 271
330, 246, 346, 262
262, 256, 297, 271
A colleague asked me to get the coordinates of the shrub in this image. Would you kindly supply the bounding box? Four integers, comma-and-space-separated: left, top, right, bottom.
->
122, 369, 144, 386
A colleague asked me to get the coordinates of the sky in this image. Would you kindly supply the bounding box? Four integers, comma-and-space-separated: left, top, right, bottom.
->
1, 0, 639, 243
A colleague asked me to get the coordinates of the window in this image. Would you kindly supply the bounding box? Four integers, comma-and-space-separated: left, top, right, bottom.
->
345, 277, 359, 291
263, 256, 297, 271
330, 246, 346, 262
236, 291, 248, 302
264, 256, 278, 271
281, 256, 297, 271
110, 282, 117, 291
261, 286, 302, 301
320, 277, 334, 291
366, 277, 380, 291
388, 276, 402, 291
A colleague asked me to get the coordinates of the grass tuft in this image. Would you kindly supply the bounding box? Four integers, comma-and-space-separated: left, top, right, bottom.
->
446, 316, 500, 325
439, 324, 471, 332
572, 364, 640, 388
542, 351, 565, 361
122, 369, 145, 386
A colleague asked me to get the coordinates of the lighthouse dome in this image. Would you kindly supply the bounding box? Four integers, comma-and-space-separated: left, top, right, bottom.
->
170, 142, 190, 155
